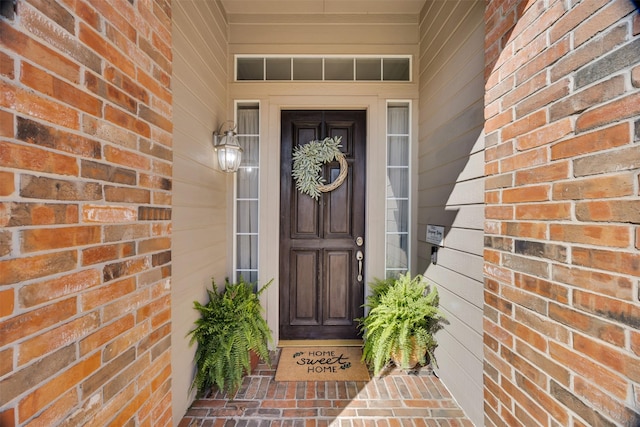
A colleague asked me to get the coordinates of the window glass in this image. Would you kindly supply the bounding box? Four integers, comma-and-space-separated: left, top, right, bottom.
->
237, 135, 258, 166
387, 169, 409, 199
388, 105, 409, 134
386, 200, 409, 233
383, 58, 410, 81
266, 58, 291, 80
293, 58, 323, 80
237, 200, 258, 234
237, 235, 258, 269
356, 58, 381, 80
237, 58, 264, 80
325, 58, 354, 80
237, 168, 258, 198
387, 136, 409, 167
386, 236, 408, 269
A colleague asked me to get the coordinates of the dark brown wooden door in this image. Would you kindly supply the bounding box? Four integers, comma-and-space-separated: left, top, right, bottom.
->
280, 110, 366, 340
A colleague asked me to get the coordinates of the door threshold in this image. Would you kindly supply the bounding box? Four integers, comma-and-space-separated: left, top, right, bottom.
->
278, 339, 363, 348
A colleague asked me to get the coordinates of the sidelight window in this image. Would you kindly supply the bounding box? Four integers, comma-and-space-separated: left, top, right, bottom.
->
235, 102, 260, 285
385, 102, 410, 278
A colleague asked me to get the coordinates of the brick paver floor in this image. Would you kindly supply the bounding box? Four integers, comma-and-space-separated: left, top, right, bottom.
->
179, 349, 474, 426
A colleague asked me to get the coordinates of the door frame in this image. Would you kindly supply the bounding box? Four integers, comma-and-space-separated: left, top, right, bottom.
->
252, 96, 405, 346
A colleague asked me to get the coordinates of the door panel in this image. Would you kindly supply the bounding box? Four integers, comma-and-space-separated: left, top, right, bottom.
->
294, 197, 319, 236
325, 250, 350, 322
280, 110, 366, 340
291, 250, 319, 325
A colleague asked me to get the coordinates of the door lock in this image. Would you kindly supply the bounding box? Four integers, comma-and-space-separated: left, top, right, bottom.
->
356, 250, 364, 282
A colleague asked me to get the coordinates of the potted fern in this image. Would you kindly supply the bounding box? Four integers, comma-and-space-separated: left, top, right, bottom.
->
358, 273, 445, 376
188, 277, 273, 397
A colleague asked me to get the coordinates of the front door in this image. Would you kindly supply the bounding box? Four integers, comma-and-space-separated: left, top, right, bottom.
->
279, 110, 366, 340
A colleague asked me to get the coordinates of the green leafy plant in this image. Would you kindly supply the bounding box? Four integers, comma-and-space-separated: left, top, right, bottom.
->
358, 273, 445, 376
188, 277, 273, 397
292, 136, 343, 200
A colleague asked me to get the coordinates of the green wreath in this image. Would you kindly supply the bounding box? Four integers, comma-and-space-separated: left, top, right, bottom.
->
292, 136, 347, 200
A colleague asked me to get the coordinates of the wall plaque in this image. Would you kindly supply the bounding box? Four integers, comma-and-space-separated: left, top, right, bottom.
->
426, 224, 445, 246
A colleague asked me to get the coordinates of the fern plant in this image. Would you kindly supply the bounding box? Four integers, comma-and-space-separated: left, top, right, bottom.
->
358, 273, 445, 376
188, 277, 273, 397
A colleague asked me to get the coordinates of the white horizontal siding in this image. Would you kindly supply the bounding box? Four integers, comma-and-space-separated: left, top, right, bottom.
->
435, 328, 483, 423
419, 204, 484, 230
425, 263, 483, 309
419, 151, 485, 188
418, 178, 484, 206
417, 1, 485, 426
172, 0, 230, 423
230, 22, 419, 45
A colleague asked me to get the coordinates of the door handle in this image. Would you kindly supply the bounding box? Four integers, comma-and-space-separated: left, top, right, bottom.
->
356, 250, 364, 282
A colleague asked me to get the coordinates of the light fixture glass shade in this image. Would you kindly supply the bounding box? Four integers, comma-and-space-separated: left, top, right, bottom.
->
214, 129, 243, 172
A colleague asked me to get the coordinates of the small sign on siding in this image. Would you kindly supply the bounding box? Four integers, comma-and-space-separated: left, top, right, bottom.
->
426, 225, 445, 246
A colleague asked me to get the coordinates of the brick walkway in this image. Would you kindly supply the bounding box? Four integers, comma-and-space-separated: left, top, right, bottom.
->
179, 350, 474, 426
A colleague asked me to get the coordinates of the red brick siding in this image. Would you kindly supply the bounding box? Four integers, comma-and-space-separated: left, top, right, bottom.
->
0, 0, 172, 425
484, 1, 640, 426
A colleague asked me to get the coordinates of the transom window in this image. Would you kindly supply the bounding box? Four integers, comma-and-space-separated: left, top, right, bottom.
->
236, 55, 411, 82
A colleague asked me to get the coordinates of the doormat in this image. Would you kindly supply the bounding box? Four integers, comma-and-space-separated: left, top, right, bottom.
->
275, 346, 370, 382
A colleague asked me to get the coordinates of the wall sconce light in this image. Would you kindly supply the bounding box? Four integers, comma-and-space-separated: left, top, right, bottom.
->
213, 121, 243, 173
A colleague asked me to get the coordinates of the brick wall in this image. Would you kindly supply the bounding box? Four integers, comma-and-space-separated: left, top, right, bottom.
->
484, 0, 640, 426
0, 0, 173, 425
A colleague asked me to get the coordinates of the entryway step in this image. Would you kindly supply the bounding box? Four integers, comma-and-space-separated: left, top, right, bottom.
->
278, 339, 363, 347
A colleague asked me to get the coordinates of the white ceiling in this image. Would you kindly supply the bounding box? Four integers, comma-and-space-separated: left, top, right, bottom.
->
220, 0, 427, 15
